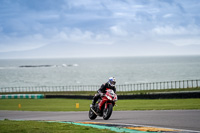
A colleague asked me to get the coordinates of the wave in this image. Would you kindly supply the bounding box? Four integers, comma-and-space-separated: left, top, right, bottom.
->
62, 64, 78, 67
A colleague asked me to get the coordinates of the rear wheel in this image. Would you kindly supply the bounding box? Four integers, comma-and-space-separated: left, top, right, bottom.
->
103, 104, 113, 120
89, 108, 97, 120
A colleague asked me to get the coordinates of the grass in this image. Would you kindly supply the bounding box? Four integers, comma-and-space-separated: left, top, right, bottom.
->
0, 99, 90, 111
118, 87, 200, 95
1, 87, 199, 95
0, 119, 116, 133
0, 98, 200, 111
117, 99, 200, 110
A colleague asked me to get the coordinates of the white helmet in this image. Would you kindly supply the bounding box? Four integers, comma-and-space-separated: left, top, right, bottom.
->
108, 77, 116, 87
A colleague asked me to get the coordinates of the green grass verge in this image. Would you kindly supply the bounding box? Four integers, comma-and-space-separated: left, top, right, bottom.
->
117, 98, 200, 110
1, 87, 199, 95
0, 120, 116, 133
118, 87, 200, 95
0, 99, 200, 111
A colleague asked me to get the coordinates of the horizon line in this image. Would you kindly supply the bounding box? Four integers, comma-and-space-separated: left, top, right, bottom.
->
0, 54, 200, 60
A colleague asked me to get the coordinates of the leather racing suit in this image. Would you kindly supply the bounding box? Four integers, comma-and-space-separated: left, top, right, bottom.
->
92, 82, 116, 106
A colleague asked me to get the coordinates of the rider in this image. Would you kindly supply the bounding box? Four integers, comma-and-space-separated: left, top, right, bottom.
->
91, 77, 116, 108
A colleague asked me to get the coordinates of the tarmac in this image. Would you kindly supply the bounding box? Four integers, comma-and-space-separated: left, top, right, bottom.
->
0, 110, 200, 132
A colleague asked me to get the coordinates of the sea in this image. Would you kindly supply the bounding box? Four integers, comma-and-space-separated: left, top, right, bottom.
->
0, 56, 200, 88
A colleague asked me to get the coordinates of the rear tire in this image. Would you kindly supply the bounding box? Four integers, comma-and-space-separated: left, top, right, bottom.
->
89, 108, 97, 120
103, 104, 113, 120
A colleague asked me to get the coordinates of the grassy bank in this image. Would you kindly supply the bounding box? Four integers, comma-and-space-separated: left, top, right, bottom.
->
0, 98, 200, 111
0, 120, 116, 133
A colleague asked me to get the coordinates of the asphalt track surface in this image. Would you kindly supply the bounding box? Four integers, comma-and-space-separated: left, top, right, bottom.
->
0, 110, 200, 132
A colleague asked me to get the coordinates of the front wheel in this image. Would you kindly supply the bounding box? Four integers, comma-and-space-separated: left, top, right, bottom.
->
89, 108, 97, 120
103, 104, 113, 120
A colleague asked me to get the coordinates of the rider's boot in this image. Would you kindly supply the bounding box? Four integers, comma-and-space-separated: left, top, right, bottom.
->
91, 100, 96, 109
91, 94, 100, 110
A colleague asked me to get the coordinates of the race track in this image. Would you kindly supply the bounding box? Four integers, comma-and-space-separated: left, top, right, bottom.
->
0, 110, 200, 132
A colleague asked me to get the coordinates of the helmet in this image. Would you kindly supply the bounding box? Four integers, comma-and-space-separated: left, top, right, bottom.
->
108, 77, 116, 87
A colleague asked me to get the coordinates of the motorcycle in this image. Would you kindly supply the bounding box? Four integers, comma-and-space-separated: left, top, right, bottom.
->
89, 89, 118, 120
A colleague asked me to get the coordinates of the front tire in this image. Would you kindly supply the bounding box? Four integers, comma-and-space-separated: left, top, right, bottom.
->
89, 108, 97, 120
103, 104, 113, 120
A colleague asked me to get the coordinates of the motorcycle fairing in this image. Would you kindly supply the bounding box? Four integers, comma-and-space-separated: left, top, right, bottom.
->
98, 96, 107, 110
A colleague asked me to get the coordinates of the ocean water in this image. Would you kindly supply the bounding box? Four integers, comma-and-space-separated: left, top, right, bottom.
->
0, 56, 200, 88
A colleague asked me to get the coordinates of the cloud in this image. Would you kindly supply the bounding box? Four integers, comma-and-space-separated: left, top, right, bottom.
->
163, 14, 173, 18
0, 34, 48, 52
152, 25, 200, 35
0, 0, 200, 58
152, 25, 200, 46
110, 25, 128, 36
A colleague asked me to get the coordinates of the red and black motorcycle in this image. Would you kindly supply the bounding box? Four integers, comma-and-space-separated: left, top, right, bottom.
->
89, 89, 118, 120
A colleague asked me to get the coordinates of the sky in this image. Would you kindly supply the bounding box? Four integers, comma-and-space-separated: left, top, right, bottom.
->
0, 0, 200, 58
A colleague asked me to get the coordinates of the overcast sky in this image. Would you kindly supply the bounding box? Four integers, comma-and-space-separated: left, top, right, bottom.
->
0, 0, 200, 58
